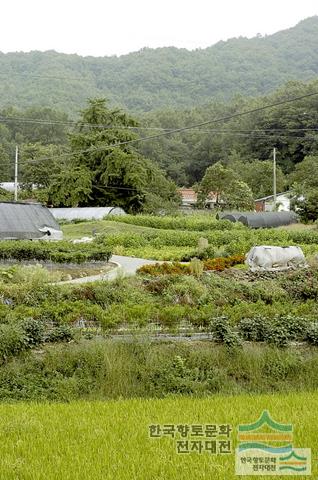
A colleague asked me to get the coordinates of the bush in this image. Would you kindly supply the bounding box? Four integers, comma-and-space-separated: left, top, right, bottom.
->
266, 323, 290, 348
306, 323, 318, 345
203, 255, 245, 271
20, 318, 45, 347
138, 262, 191, 276
0, 240, 112, 264
238, 315, 309, 347
45, 325, 74, 343
0, 323, 27, 361
210, 317, 242, 349
108, 214, 237, 231
238, 316, 269, 342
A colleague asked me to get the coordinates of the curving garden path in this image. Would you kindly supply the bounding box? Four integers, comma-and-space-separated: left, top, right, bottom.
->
57, 255, 159, 284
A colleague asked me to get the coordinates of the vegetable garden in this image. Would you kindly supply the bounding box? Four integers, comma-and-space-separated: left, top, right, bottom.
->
0, 213, 317, 401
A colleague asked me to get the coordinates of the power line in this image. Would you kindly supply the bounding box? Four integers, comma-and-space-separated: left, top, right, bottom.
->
0, 90, 317, 171
0, 131, 317, 172
0, 112, 317, 132
14, 90, 318, 161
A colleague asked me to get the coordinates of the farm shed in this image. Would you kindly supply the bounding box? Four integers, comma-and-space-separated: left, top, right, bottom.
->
255, 192, 292, 212
50, 207, 126, 221
0, 202, 63, 240
219, 211, 298, 228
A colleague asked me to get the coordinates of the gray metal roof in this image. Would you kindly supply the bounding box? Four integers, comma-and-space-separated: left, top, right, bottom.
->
0, 202, 62, 239
255, 191, 291, 201
50, 207, 126, 221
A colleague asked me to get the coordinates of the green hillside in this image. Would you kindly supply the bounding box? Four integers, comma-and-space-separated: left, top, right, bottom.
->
0, 17, 317, 113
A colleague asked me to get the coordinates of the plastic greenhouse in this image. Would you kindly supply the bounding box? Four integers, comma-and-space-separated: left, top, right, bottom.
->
0, 202, 63, 240
218, 211, 298, 228
50, 207, 126, 221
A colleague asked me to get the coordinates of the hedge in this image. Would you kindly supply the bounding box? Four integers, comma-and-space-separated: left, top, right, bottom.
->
0, 241, 112, 264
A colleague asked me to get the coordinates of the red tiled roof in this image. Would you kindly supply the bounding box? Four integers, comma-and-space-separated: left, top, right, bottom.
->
178, 188, 217, 203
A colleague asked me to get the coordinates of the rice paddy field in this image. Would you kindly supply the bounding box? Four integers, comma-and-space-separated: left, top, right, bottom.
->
1, 392, 317, 480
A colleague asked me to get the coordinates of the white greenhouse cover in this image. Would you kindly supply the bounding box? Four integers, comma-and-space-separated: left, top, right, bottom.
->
0, 202, 63, 240
50, 207, 126, 221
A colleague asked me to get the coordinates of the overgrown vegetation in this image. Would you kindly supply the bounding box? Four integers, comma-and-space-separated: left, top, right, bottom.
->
0, 214, 317, 401
137, 255, 245, 275
1, 341, 318, 401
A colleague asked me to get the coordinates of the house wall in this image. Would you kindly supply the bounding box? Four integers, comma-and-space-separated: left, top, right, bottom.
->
264, 195, 290, 212
255, 200, 265, 212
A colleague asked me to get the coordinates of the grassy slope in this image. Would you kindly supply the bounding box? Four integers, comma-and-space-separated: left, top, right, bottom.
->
0, 392, 317, 479
62, 220, 154, 240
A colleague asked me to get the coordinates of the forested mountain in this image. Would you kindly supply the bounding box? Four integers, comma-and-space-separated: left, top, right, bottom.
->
0, 17, 318, 114
1, 77, 318, 197
139, 78, 318, 187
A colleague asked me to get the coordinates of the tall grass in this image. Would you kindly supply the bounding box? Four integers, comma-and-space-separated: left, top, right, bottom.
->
1, 341, 318, 401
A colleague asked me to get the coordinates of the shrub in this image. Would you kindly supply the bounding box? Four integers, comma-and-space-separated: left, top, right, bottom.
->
210, 317, 242, 349
137, 255, 245, 276
162, 276, 208, 306
203, 255, 245, 271
45, 325, 74, 343
0, 240, 112, 264
0, 323, 27, 361
137, 262, 190, 276
108, 214, 237, 231
266, 323, 290, 348
238, 315, 308, 347
20, 318, 45, 347
238, 316, 269, 342
306, 323, 318, 345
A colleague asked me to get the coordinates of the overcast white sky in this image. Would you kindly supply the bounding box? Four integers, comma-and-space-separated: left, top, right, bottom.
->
1, 0, 317, 57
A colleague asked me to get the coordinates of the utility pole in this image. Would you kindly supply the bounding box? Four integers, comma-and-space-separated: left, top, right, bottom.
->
273, 147, 277, 210
14, 146, 18, 202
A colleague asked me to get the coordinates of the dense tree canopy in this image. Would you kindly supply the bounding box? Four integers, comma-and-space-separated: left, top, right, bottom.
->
0, 17, 316, 113
0, 75, 318, 208
231, 160, 286, 198
62, 99, 179, 211
197, 162, 254, 210
140, 79, 318, 187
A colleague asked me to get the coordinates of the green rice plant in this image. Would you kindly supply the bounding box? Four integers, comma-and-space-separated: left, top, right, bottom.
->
0, 391, 318, 479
